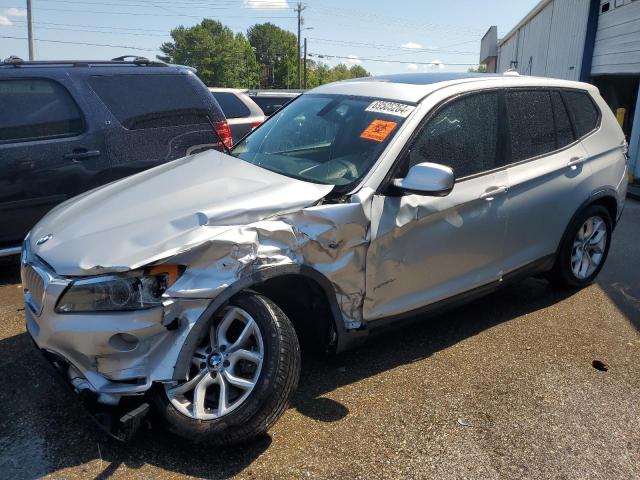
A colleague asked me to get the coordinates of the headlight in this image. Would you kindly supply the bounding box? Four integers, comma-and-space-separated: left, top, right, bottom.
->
55, 265, 183, 313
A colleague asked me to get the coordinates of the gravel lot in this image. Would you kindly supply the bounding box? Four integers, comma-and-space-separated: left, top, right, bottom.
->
0, 200, 638, 480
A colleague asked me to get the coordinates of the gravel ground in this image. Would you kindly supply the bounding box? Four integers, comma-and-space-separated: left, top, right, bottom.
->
0, 200, 638, 480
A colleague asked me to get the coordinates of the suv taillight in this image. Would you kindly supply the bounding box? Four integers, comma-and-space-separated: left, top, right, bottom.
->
213, 120, 233, 150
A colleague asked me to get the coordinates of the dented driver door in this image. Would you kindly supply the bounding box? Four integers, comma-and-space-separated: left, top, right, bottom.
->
363, 89, 509, 323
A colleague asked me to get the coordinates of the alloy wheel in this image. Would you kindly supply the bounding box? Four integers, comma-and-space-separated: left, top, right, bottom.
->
165, 306, 264, 420
570, 215, 608, 280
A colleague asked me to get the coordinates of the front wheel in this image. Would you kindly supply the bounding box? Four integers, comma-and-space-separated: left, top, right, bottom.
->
549, 204, 612, 288
151, 292, 300, 445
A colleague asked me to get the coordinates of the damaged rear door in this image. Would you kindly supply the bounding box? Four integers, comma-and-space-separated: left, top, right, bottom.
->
364, 90, 509, 321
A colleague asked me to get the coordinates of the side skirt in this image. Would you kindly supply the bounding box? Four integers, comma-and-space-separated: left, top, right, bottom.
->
337, 255, 556, 349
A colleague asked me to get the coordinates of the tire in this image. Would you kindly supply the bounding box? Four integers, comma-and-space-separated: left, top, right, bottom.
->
549, 204, 612, 289
151, 291, 300, 445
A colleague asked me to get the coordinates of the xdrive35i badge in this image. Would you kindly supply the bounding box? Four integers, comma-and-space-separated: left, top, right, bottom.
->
36, 234, 52, 246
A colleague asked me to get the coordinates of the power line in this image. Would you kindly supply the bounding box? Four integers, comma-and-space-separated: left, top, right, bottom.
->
7, 23, 170, 37
309, 37, 476, 55
1, 5, 296, 18
0, 35, 158, 51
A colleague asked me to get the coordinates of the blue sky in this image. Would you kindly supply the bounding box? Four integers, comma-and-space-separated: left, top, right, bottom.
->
0, 0, 538, 75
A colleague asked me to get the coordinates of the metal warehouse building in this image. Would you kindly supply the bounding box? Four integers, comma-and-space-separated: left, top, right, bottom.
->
480, 0, 640, 181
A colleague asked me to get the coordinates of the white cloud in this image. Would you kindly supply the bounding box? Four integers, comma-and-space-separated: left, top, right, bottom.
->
407, 63, 418, 71
242, 0, 289, 9
345, 54, 362, 66
428, 59, 445, 69
5, 7, 27, 17
0, 15, 12, 26
401, 41, 423, 49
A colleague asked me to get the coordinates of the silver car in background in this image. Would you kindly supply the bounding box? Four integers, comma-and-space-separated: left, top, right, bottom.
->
22, 73, 627, 444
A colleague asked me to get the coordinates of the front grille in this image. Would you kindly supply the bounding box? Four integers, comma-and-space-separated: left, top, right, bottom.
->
23, 264, 45, 313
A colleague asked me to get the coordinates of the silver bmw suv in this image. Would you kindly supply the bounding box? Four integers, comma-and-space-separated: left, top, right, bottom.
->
22, 73, 628, 444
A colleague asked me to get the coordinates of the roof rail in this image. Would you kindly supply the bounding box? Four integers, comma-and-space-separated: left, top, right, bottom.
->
1, 56, 167, 67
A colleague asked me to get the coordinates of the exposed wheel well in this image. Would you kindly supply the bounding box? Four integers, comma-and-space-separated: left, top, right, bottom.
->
251, 274, 338, 353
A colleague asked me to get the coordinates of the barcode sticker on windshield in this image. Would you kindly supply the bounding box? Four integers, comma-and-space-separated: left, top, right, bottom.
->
365, 100, 415, 118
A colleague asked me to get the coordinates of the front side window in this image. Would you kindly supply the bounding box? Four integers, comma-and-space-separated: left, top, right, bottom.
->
506, 90, 556, 162
563, 90, 599, 138
0, 78, 83, 142
408, 91, 499, 178
231, 94, 410, 186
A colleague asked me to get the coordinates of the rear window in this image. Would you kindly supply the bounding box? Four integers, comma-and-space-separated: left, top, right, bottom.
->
0, 78, 83, 142
89, 74, 215, 130
563, 90, 599, 138
211, 92, 251, 119
251, 96, 293, 116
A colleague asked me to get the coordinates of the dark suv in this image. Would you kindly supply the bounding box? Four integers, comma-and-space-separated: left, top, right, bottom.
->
0, 56, 231, 255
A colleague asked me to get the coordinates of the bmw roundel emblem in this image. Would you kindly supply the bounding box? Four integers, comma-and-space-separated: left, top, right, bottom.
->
36, 234, 53, 246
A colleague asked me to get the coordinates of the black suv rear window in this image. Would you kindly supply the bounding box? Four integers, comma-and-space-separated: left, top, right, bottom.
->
89, 74, 213, 130
211, 92, 251, 119
563, 90, 599, 138
0, 78, 83, 142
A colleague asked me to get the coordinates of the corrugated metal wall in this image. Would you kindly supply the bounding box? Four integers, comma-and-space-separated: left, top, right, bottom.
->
497, 0, 590, 80
592, 0, 640, 75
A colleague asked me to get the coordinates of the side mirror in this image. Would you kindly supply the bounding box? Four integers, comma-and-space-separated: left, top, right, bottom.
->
392, 162, 454, 196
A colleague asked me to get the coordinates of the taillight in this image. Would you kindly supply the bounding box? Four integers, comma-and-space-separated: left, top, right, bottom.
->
213, 120, 233, 150
250, 120, 262, 129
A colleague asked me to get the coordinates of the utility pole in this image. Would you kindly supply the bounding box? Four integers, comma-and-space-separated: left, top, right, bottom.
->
295, 2, 306, 89
26, 0, 34, 60
303, 38, 308, 90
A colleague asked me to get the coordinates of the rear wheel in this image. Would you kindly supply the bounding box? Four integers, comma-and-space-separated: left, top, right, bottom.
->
151, 292, 300, 445
550, 205, 612, 288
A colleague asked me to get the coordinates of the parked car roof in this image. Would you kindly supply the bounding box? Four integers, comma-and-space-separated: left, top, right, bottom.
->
309, 72, 598, 103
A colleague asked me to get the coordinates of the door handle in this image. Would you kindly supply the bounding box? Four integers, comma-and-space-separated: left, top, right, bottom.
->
567, 156, 586, 168
479, 185, 508, 200
64, 149, 101, 160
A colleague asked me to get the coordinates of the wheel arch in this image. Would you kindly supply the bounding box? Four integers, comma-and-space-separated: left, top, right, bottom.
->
553, 188, 618, 262
171, 264, 364, 381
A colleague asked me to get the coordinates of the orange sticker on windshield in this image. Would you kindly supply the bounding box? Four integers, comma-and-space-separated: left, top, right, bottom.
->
360, 119, 397, 142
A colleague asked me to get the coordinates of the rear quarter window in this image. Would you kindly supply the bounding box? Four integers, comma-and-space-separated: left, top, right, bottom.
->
89, 74, 218, 129
562, 90, 599, 138
211, 92, 251, 119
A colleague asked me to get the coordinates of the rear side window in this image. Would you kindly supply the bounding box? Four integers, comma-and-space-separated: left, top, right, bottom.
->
211, 92, 251, 119
563, 90, 599, 138
410, 91, 499, 178
89, 74, 215, 130
0, 78, 83, 142
506, 90, 556, 162
551, 91, 575, 148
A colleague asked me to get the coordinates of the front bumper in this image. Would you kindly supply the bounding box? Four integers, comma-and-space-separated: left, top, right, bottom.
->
21, 257, 210, 401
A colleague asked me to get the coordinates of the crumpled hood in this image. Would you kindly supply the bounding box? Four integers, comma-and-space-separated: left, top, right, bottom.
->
29, 150, 333, 276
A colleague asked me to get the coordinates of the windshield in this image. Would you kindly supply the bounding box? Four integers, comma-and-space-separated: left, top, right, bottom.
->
231, 94, 413, 187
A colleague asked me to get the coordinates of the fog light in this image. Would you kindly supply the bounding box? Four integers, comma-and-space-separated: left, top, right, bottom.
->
109, 333, 139, 352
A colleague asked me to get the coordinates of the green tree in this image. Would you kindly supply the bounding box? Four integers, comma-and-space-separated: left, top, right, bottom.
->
467, 64, 487, 73
159, 19, 258, 88
247, 23, 297, 88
